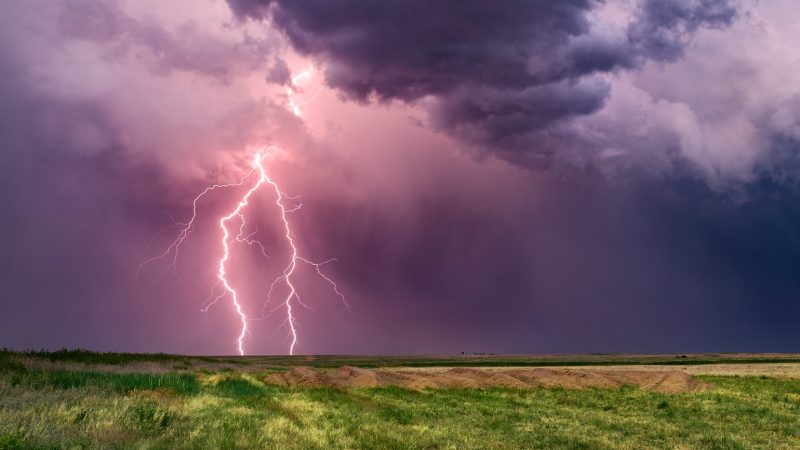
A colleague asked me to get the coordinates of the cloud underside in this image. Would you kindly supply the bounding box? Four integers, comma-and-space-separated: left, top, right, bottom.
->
223, 0, 800, 185
1, 0, 800, 354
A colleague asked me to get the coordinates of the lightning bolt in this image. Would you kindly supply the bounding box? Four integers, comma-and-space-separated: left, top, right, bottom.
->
287, 67, 322, 117
139, 148, 348, 355
258, 178, 350, 355
136, 173, 254, 283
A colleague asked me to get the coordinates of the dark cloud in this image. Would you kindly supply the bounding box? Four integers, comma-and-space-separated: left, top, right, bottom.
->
267, 57, 291, 85
761, 105, 800, 184
227, 0, 738, 166
629, 0, 738, 62
229, 0, 606, 98
430, 78, 610, 165
1, 0, 799, 356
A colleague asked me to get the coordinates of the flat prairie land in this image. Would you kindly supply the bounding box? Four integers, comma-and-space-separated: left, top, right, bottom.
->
1, 350, 799, 449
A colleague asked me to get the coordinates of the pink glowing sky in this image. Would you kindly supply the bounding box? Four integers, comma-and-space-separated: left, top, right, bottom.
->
1, 0, 799, 354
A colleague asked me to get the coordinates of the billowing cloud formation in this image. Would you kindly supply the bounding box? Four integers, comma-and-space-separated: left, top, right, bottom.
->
628, 0, 737, 62
227, 0, 740, 173
1, 0, 800, 356
0, 0, 305, 181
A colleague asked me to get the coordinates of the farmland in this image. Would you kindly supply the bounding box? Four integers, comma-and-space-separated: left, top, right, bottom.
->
1, 350, 799, 449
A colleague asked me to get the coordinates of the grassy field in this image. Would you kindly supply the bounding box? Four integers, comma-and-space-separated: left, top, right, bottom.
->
1, 350, 799, 449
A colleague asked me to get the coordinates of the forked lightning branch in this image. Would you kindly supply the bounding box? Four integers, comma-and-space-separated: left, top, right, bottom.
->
138, 148, 348, 355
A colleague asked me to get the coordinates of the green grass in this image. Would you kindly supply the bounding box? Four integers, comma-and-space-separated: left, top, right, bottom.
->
1, 354, 799, 449
6, 369, 200, 395
2, 348, 184, 365
2, 351, 799, 448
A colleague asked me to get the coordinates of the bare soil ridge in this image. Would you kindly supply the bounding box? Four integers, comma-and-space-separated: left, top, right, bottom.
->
266, 366, 711, 392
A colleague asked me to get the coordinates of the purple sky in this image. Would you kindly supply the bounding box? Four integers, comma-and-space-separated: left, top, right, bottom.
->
1, 0, 799, 355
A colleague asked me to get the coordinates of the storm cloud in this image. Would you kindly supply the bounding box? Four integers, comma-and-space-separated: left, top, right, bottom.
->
227, 0, 742, 173
0, 0, 799, 355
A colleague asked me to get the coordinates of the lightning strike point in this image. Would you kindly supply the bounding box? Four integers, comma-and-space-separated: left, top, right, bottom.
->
140, 147, 348, 356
